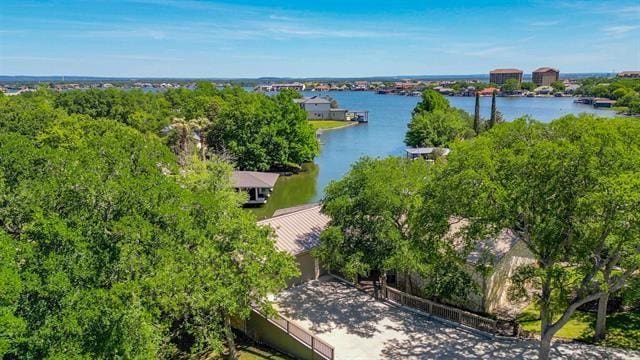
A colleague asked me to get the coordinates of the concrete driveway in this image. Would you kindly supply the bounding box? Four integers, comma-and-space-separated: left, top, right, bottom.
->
274, 276, 639, 360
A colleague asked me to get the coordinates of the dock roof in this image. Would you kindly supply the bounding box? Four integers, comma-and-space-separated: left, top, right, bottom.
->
258, 204, 330, 256
405, 147, 451, 156
232, 171, 279, 189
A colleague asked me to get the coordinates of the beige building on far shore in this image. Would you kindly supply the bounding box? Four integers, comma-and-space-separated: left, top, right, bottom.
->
489, 68, 523, 85
532, 67, 560, 86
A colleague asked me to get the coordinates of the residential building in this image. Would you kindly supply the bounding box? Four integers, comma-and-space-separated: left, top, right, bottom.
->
231, 171, 279, 205
294, 96, 348, 120
258, 204, 329, 286
489, 69, 523, 85
532, 67, 560, 86
618, 71, 640, 78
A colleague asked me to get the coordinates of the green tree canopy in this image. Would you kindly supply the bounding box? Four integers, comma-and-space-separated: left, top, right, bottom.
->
427, 114, 640, 359
412, 89, 451, 115
405, 109, 475, 147
0, 96, 298, 358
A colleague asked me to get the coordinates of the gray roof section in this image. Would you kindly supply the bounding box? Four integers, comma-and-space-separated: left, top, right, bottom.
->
232, 171, 279, 189
258, 204, 330, 256
405, 147, 451, 156
300, 96, 332, 104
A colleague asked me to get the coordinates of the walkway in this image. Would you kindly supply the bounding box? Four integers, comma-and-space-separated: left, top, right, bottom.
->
274, 276, 639, 360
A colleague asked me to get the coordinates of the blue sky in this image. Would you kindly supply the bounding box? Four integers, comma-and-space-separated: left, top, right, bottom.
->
1, 0, 639, 77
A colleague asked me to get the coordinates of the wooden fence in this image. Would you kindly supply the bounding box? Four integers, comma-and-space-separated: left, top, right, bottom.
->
382, 284, 498, 335
253, 308, 334, 360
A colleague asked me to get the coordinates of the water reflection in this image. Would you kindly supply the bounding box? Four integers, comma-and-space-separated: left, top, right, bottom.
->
249, 163, 319, 220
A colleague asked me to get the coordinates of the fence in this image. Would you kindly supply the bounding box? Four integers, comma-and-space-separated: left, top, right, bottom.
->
382, 284, 498, 335
253, 308, 334, 360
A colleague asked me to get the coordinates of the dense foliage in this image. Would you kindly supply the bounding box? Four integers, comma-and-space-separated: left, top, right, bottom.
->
53, 84, 319, 170
314, 157, 476, 301
0, 92, 298, 358
576, 77, 640, 114
429, 114, 640, 358
405, 90, 476, 147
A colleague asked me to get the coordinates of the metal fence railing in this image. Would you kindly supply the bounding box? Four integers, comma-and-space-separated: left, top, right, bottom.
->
382, 285, 498, 335
253, 308, 335, 360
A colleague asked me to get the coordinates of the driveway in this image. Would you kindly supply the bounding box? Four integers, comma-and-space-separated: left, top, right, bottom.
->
274, 276, 639, 360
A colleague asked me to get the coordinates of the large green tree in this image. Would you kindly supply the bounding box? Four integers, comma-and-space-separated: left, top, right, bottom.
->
428, 115, 640, 359
405, 110, 475, 148
314, 157, 475, 301
0, 95, 298, 358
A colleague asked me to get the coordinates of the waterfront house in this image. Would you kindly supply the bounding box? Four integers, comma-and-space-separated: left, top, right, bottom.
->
405, 147, 451, 160
395, 219, 536, 316
489, 69, 523, 85
295, 96, 349, 120
534, 85, 554, 95
532, 67, 560, 86
258, 204, 329, 286
232, 171, 279, 205
478, 87, 499, 96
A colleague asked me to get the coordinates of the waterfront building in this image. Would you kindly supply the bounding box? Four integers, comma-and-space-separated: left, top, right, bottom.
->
405, 147, 451, 160
617, 71, 640, 78
489, 68, 523, 85
258, 204, 329, 286
232, 171, 279, 205
294, 96, 349, 120
478, 87, 499, 96
532, 67, 560, 86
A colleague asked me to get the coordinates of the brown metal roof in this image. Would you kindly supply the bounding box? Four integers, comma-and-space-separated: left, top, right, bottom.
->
258, 204, 330, 256
490, 68, 523, 74
232, 171, 279, 189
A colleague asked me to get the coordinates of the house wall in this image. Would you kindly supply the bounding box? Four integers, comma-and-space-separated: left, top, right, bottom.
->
287, 252, 323, 287
482, 241, 535, 314
394, 240, 535, 316
329, 110, 347, 121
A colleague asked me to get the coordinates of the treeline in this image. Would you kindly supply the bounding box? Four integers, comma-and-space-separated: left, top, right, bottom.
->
44, 84, 319, 171
0, 88, 300, 357
576, 77, 640, 114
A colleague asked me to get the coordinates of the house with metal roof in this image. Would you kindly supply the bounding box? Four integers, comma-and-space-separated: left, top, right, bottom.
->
232, 171, 279, 205
405, 147, 451, 160
295, 96, 349, 121
258, 204, 330, 286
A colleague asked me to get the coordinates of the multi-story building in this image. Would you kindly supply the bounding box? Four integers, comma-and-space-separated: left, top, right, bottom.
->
489, 68, 523, 85
618, 71, 640, 78
532, 67, 560, 86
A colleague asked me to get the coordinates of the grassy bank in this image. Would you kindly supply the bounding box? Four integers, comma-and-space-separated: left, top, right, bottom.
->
517, 304, 640, 350
308, 120, 352, 130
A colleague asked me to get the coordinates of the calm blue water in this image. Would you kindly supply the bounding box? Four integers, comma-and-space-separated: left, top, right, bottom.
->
307, 91, 616, 202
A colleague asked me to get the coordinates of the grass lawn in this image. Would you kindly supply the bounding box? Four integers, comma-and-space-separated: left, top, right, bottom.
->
308, 120, 351, 130
517, 304, 640, 350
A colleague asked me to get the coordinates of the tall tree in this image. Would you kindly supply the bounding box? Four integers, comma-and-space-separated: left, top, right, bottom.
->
489, 91, 497, 129
473, 91, 481, 134
412, 89, 450, 115
428, 115, 640, 359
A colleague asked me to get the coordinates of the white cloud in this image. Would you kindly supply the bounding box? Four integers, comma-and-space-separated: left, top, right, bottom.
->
603, 25, 640, 35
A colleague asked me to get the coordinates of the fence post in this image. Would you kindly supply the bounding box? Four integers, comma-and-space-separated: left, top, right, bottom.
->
311, 337, 315, 359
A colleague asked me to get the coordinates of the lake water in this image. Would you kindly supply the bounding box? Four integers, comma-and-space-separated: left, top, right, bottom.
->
250, 92, 617, 219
